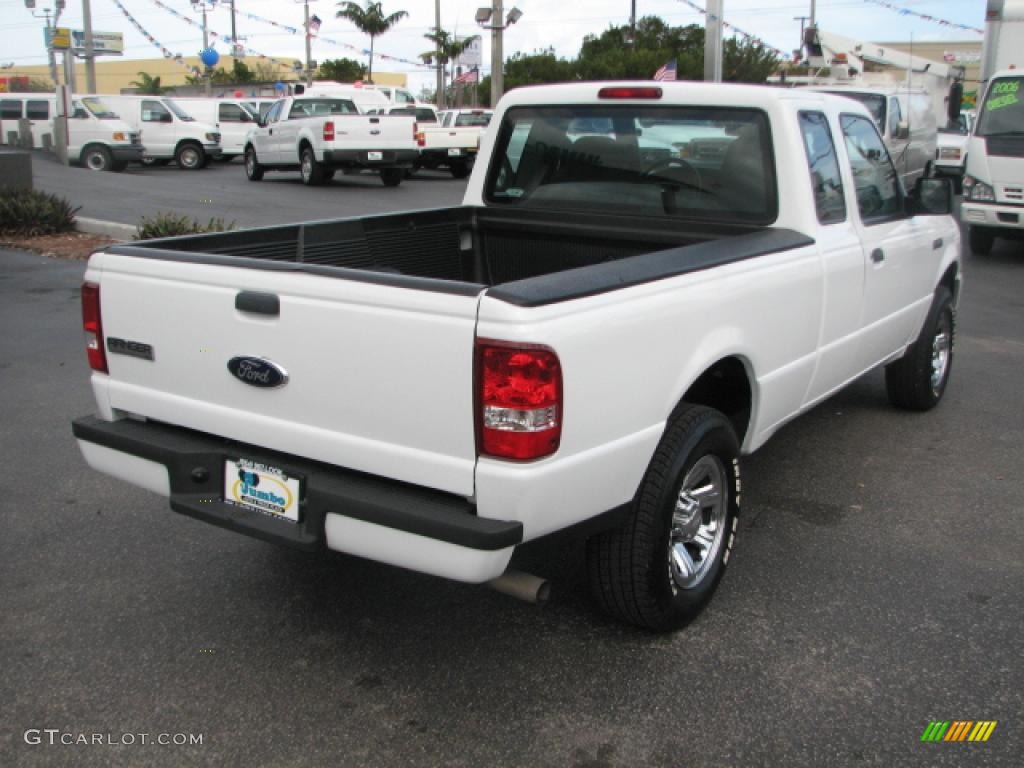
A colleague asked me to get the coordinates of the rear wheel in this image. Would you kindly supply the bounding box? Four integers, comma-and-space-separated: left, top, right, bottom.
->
587, 404, 740, 631
244, 147, 264, 181
82, 145, 113, 172
450, 161, 470, 179
300, 146, 326, 186
969, 225, 995, 255
885, 287, 955, 411
380, 168, 404, 187
175, 143, 204, 170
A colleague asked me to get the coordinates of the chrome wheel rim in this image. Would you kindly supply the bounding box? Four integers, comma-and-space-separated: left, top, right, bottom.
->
668, 455, 728, 591
86, 152, 105, 171
245, 152, 255, 175
180, 148, 200, 168
931, 311, 952, 394
301, 153, 312, 182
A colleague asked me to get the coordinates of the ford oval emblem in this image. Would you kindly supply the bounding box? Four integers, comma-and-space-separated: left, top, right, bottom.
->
227, 356, 289, 388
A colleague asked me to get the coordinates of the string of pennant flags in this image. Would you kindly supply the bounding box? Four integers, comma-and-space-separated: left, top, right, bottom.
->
863, 0, 983, 35
236, 7, 432, 69
677, 1, 789, 58
144, 0, 296, 71
109, 0, 198, 74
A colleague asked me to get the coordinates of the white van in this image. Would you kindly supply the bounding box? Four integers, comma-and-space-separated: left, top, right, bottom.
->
372, 85, 417, 106
0, 93, 143, 171
95, 94, 222, 169
170, 97, 258, 160
293, 82, 390, 113
808, 84, 938, 188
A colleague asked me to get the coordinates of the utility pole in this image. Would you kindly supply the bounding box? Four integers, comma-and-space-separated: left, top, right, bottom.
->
630, 0, 636, 49
230, 0, 237, 46
202, 5, 211, 95
810, 0, 817, 28
435, 0, 443, 108
704, 0, 723, 82
304, 0, 313, 86
794, 15, 809, 52
491, 0, 503, 106
82, 0, 96, 93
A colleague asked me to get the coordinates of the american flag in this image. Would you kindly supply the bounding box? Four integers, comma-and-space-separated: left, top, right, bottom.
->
653, 59, 677, 81
455, 68, 479, 85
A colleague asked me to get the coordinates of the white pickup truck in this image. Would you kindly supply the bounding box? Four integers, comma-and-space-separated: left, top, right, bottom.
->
73, 83, 960, 631
243, 96, 418, 187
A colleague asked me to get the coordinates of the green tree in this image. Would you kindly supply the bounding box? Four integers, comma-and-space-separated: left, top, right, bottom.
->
420, 30, 480, 106
335, 1, 408, 83
502, 49, 576, 90
317, 57, 367, 82
130, 71, 170, 95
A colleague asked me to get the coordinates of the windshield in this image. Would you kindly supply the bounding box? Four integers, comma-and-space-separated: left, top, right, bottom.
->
81, 96, 118, 119
455, 112, 492, 127
825, 91, 886, 132
162, 98, 194, 121
977, 77, 1024, 136
485, 105, 776, 224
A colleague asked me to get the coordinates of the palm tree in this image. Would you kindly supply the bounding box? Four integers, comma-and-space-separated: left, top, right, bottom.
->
335, 2, 408, 83
130, 72, 169, 95
420, 30, 480, 107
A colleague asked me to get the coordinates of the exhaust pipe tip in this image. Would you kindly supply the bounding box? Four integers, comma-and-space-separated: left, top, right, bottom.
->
486, 568, 550, 605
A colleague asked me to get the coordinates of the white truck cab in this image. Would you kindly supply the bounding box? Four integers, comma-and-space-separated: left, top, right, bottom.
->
0, 93, 143, 171
96, 94, 222, 169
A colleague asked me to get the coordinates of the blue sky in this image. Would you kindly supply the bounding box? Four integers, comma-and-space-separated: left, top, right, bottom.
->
0, 0, 987, 92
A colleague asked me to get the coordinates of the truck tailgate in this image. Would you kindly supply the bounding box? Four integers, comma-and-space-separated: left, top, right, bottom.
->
90, 252, 482, 496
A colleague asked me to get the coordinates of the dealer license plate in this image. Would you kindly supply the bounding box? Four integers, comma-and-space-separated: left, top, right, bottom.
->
224, 458, 302, 522
448, 148, 462, 156
367, 151, 383, 161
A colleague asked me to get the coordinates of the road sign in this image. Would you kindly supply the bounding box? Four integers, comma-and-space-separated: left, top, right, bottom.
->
457, 37, 482, 68
71, 30, 124, 55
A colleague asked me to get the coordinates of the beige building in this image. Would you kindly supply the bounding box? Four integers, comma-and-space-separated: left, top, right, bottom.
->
0, 55, 406, 96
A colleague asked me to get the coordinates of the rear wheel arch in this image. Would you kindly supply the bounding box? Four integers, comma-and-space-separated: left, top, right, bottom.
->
674, 356, 755, 447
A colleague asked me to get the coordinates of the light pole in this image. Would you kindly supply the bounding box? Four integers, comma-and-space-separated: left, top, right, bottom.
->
24, 0, 64, 85
475, 3, 522, 107
298, 0, 317, 86
191, 0, 218, 96
81, 0, 96, 92
435, 0, 443, 109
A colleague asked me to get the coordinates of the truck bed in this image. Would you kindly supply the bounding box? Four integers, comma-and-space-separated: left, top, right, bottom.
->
106, 207, 812, 307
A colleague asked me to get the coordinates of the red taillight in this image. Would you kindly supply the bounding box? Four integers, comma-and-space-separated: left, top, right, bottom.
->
323, 121, 335, 141
476, 341, 562, 461
415, 125, 425, 147
598, 86, 663, 99
81, 281, 107, 373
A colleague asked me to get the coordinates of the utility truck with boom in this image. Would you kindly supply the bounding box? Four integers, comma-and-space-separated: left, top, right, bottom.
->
73, 82, 960, 631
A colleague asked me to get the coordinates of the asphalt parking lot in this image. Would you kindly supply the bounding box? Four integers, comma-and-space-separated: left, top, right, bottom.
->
1, 160, 1022, 766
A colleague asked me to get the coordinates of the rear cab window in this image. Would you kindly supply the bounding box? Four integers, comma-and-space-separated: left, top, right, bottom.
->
798, 111, 846, 224
484, 104, 777, 224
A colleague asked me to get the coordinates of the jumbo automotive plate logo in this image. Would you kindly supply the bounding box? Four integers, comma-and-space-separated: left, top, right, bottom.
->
229, 468, 292, 515
921, 721, 998, 743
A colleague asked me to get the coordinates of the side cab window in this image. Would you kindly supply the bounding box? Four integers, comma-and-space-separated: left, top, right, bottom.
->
265, 101, 284, 124
840, 113, 903, 223
142, 100, 171, 123
798, 111, 846, 224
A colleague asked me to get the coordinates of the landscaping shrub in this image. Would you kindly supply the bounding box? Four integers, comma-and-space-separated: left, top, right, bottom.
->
0, 189, 79, 236
136, 212, 235, 240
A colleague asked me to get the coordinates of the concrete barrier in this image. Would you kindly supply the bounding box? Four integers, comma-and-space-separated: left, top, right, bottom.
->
0, 148, 33, 192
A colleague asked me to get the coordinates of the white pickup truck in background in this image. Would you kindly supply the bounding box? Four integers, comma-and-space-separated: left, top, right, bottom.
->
243, 96, 418, 186
73, 82, 959, 631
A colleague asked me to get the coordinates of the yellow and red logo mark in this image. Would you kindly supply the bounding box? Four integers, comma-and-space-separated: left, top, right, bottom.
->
921, 721, 997, 742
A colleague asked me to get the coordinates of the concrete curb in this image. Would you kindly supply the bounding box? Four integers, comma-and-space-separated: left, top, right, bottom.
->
76, 216, 136, 241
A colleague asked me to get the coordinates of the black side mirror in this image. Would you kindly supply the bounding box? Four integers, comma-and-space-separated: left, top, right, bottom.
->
255, 117, 266, 128
910, 177, 953, 216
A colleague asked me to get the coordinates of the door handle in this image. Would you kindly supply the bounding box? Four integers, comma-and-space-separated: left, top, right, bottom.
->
235, 291, 280, 316
871, 248, 885, 264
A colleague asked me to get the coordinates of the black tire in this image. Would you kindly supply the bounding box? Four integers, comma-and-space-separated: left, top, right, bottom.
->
300, 146, 326, 186
450, 161, 470, 179
587, 404, 741, 631
244, 147, 264, 181
175, 143, 204, 170
82, 145, 112, 172
885, 286, 955, 411
380, 168, 403, 187
969, 225, 995, 255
